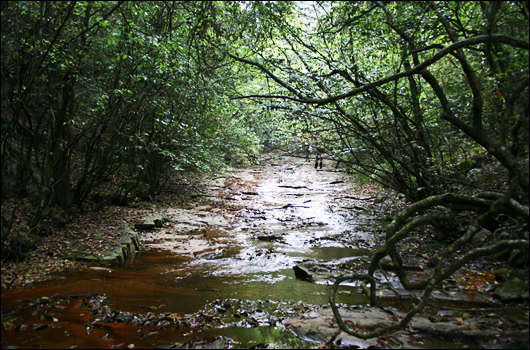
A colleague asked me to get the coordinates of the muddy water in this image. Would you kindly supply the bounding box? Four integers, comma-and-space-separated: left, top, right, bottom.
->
0, 156, 499, 348
2, 156, 379, 348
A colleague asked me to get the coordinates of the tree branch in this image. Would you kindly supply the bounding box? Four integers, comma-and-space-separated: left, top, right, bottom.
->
226, 35, 528, 106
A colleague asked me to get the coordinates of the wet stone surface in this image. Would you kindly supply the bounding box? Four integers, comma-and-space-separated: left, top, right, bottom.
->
2, 155, 528, 349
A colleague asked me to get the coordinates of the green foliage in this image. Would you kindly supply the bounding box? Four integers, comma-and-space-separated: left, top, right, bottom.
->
0, 1, 264, 246
219, 1, 528, 202
1, 1, 528, 260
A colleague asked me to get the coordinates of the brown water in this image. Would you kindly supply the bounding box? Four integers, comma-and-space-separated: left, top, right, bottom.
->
1, 156, 499, 349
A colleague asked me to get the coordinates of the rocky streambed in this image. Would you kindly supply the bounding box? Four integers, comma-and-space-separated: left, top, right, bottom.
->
2, 155, 528, 349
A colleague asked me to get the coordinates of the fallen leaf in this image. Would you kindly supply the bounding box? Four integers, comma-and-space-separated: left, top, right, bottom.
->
3, 322, 16, 331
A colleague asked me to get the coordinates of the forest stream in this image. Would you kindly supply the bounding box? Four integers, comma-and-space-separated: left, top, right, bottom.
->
1, 156, 527, 349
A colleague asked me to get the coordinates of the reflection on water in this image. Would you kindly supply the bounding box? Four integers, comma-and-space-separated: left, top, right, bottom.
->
2, 158, 381, 348
2, 159, 504, 348
3, 157, 495, 349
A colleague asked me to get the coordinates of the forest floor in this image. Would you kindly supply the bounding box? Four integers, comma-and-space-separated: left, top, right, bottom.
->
0, 172, 211, 290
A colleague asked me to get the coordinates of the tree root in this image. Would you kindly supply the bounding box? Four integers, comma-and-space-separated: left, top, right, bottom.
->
330, 183, 529, 340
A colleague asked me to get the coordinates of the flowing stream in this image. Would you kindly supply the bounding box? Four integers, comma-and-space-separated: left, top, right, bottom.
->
1, 156, 500, 349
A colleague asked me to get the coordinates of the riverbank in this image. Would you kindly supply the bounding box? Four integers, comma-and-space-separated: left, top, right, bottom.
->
0, 173, 211, 290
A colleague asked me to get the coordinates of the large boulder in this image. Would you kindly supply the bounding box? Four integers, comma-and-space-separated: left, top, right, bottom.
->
493, 276, 529, 302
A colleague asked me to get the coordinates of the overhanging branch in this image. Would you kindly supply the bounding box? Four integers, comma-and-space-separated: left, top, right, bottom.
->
226, 35, 528, 106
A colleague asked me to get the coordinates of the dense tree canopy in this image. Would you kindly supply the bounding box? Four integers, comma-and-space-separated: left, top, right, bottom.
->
1, 0, 529, 338
1, 1, 263, 234
222, 1, 529, 201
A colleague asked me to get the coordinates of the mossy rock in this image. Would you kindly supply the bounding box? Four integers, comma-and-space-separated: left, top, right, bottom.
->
125, 231, 140, 250
134, 214, 170, 231
119, 237, 135, 256
492, 268, 523, 282
101, 247, 124, 264
493, 276, 529, 301
509, 249, 528, 268
492, 249, 510, 261
120, 180, 150, 198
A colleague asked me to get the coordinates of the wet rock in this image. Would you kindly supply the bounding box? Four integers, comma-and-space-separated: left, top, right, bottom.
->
293, 261, 341, 282
119, 236, 136, 257
492, 268, 523, 282
163, 208, 229, 228
101, 247, 124, 264
134, 214, 170, 231
285, 308, 378, 347
129, 231, 141, 249
65, 229, 139, 264
472, 228, 492, 246
256, 234, 283, 242
286, 305, 530, 349
493, 276, 529, 301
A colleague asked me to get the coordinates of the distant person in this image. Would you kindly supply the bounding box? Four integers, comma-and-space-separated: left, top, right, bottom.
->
305, 144, 312, 162
315, 143, 325, 169
333, 149, 345, 169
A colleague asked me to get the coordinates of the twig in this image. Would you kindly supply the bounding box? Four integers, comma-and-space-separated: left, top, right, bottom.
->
265, 204, 310, 210
2, 293, 63, 317
343, 196, 376, 200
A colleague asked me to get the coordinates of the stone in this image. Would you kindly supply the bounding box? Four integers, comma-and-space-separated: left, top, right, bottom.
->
119, 236, 135, 256
256, 234, 283, 241
134, 214, 170, 231
126, 231, 140, 250
100, 249, 123, 264
374, 196, 384, 204
472, 228, 492, 246
293, 261, 341, 282
493, 276, 529, 301
492, 268, 523, 282
509, 249, 527, 268
134, 222, 157, 230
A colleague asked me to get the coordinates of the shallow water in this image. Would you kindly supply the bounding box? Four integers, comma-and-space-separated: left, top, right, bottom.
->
0, 156, 499, 349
